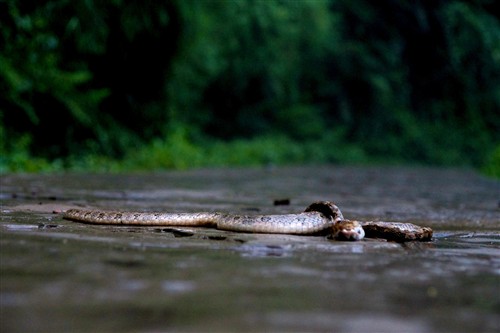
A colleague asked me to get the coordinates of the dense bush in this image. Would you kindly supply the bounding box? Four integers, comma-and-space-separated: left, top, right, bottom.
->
1, 0, 499, 173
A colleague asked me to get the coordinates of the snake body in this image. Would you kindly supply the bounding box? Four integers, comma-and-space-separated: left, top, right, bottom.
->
62, 211, 337, 234
63, 201, 432, 242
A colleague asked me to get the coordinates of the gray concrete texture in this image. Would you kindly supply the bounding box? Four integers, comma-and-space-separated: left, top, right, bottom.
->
1, 166, 499, 332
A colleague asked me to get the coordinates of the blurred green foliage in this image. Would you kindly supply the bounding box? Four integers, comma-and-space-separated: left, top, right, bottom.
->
1, 0, 499, 175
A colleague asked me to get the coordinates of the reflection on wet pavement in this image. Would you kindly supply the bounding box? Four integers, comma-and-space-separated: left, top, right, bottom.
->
1, 167, 499, 332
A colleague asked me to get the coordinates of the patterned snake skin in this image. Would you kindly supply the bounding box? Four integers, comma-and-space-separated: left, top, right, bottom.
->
63, 201, 432, 242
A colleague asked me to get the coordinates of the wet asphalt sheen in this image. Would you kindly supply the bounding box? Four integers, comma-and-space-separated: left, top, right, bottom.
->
1, 166, 499, 332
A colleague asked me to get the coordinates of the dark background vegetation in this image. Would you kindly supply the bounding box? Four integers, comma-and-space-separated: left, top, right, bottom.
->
1, 0, 499, 174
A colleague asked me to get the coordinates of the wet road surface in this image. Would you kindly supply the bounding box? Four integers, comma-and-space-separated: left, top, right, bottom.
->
1, 166, 499, 332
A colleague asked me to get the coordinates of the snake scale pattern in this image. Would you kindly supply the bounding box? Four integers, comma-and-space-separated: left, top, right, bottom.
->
63, 201, 433, 242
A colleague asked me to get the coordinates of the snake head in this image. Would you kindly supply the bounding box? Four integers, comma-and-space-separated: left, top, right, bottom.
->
331, 220, 365, 241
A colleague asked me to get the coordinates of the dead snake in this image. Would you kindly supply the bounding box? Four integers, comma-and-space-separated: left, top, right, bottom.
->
63, 201, 432, 242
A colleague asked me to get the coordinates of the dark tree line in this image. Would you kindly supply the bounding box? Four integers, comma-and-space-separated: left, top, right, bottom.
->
1, 0, 499, 169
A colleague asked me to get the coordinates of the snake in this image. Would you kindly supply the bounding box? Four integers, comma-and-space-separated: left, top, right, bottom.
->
63, 201, 433, 242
